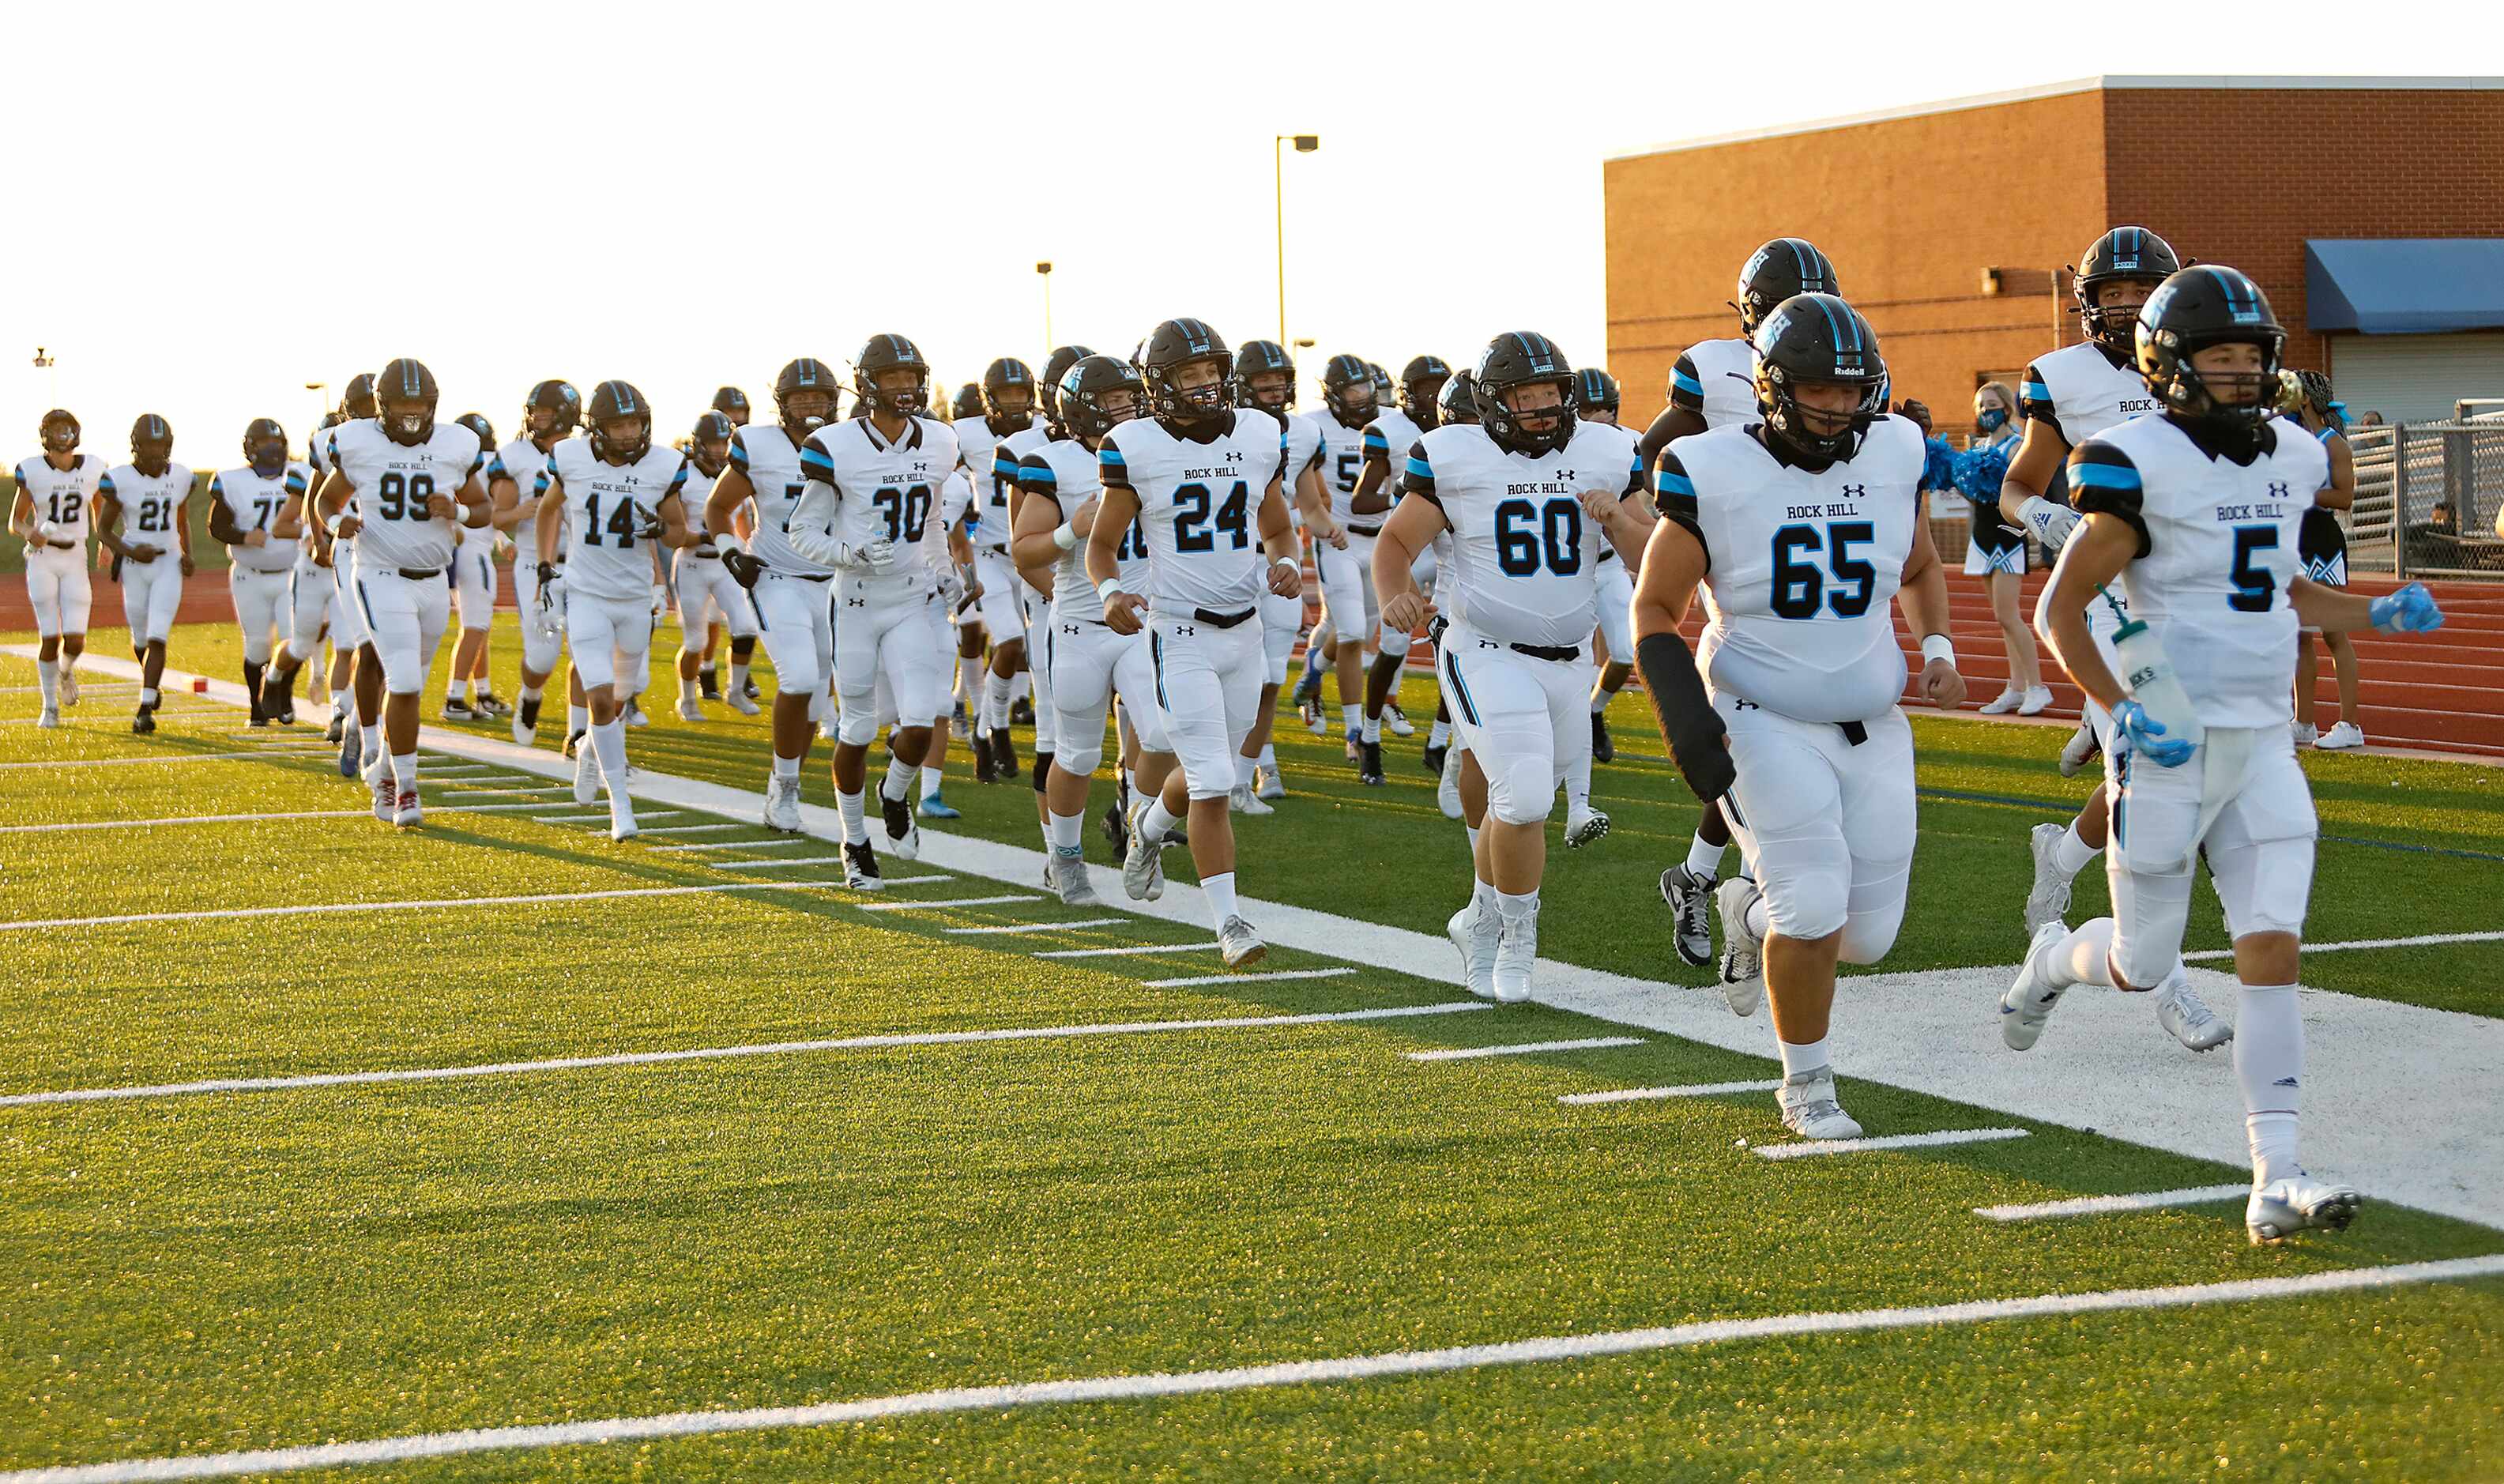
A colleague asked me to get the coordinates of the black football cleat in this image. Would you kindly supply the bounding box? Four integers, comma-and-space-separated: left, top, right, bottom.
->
1591, 710, 1614, 763
990, 726, 1019, 780
1359, 739, 1385, 786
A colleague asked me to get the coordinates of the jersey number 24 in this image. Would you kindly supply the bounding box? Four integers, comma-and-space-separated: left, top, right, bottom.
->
1175, 480, 1250, 552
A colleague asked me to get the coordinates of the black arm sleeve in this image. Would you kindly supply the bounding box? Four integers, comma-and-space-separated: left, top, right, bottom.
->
1636, 629, 1734, 804
205, 500, 243, 544
2066, 440, 2152, 559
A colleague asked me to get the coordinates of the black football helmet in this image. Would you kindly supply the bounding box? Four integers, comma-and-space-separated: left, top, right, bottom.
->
1575, 368, 1621, 424
1736, 238, 1842, 337
341, 372, 378, 421
453, 412, 495, 453
1474, 333, 1578, 457
1398, 355, 1451, 427
1138, 318, 1233, 427
2076, 227, 2182, 355
982, 357, 1037, 421
1232, 340, 1296, 412
1752, 293, 1888, 461
1369, 362, 1395, 410
689, 410, 736, 476
243, 417, 289, 474
774, 357, 841, 435
2134, 266, 2284, 431
1036, 345, 1095, 426
586, 381, 654, 463
853, 334, 931, 418
375, 359, 439, 446
130, 414, 175, 476
947, 383, 981, 420
524, 380, 581, 447
40, 409, 79, 454
1437, 371, 1480, 427
711, 386, 751, 425
1060, 355, 1147, 443
1320, 353, 1376, 424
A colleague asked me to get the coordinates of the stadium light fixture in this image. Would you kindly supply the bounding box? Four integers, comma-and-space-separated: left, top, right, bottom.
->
1275, 135, 1319, 346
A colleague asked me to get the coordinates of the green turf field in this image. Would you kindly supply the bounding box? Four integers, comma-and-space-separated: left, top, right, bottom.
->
3, 616, 2499, 1481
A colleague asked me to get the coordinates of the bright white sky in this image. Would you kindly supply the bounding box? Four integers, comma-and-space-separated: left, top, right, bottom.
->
3, 2, 2479, 462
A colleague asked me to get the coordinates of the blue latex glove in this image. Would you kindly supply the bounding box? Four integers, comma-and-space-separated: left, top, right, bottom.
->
2113, 699, 2194, 767
2369, 582, 2444, 634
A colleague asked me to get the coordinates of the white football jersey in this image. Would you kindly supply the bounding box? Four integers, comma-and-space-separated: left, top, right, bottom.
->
1669, 337, 1760, 431
1576, 421, 1643, 563
680, 463, 721, 548
542, 437, 690, 601
15, 453, 105, 544
2072, 415, 2327, 729
1100, 409, 1287, 613
100, 463, 194, 548
326, 420, 483, 571
956, 411, 1040, 552
730, 423, 832, 577
1313, 408, 1373, 525
1019, 435, 1150, 619
985, 421, 1051, 552
1405, 420, 1641, 649
2021, 341, 2160, 451
492, 435, 561, 559
211, 463, 311, 572
1362, 408, 1430, 486
791, 414, 962, 597
1664, 416, 1926, 724
928, 469, 976, 573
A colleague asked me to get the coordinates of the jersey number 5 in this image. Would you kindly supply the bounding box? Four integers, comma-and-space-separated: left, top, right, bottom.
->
1174, 480, 1250, 552
1770, 521, 1876, 619
2228, 526, 2278, 612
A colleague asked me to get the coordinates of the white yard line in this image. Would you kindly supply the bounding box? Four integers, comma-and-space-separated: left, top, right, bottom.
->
1559, 1079, 1783, 1105
629, 823, 748, 836
0, 1002, 1490, 1108
1975, 1185, 2250, 1222
427, 786, 563, 798
12, 1253, 2498, 1484
1032, 942, 1223, 959
0, 749, 339, 770
1755, 1128, 2031, 1162
945, 918, 1120, 935
708, 856, 845, 869
0, 881, 863, 932
856, 894, 1039, 911
1143, 967, 1357, 989
0, 801, 650, 834
647, 838, 811, 853
2183, 929, 2504, 960
1406, 1037, 1646, 1063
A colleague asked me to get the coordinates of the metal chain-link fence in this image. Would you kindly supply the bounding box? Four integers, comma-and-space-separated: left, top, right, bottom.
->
2392, 420, 2504, 578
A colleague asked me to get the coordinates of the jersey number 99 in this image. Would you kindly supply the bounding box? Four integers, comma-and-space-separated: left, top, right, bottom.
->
375, 472, 438, 522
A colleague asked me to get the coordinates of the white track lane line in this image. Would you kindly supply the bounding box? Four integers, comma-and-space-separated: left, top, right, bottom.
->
630, 823, 751, 836
856, 894, 1038, 911
1975, 1185, 2251, 1222
1031, 942, 1222, 959
1406, 1037, 1646, 1063
12, 1254, 2497, 1484
0, 1002, 1491, 1108
710, 856, 845, 869
944, 918, 1120, 935
1559, 1079, 1782, 1105
427, 787, 563, 798
1755, 1128, 2031, 1162
0, 801, 665, 835
1144, 967, 1357, 989
647, 838, 810, 853
0, 749, 343, 770
0, 881, 867, 932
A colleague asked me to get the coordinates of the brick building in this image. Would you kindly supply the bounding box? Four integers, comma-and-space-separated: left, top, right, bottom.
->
1604, 77, 2504, 429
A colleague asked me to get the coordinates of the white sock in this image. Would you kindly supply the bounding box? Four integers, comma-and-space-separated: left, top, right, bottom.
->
1360, 713, 1381, 744
1009, 670, 1030, 706
1236, 752, 1257, 787
1495, 887, 1538, 925
1745, 893, 1771, 942
2235, 982, 2304, 1185
837, 788, 867, 845
360, 723, 381, 759
1203, 870, 1240, 928
2055, 820, 2101, 877
730, 661, 750, 694
1590, 691, 1610, 715
882, 753, 915, 804
1685, 832, 1726, 878
390, 751, 417, 794
680, 676, 698, 703
36, 659, 56, 707
1342, 702, 1361, 735
1565, 751, 1591, 815
1776, 1035, 1832, 1079
142, 686, 161, 709
982, 670, 1013, 731
1258, 744, 1276, 770
519, 682, 543, 705
1472, 877, 1497, 914
808, 689, 831, 725
1464, 824, 1480, 855
592, 719, 628, 789
455, 677, 474, 702
921, 764, 945, 800
568, 702, 589, 737
773, 751, 801, 782
1428, 718, 1450, 749
2048, 918, 2118, 989
954, 661, 977, 707
332, 694, 350, 720
1140, 796, 1180, 846
1048, 810, 1084, 852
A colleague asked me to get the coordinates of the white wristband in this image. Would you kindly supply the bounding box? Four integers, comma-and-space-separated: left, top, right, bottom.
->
1052, 523, 1078, 551
1921, 633, 1956, 667
1096, 577, 1124, 603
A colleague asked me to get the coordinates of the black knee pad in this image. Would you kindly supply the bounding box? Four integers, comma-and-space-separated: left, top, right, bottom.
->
1032, 752, 1053, 793
730, 635, 755, 659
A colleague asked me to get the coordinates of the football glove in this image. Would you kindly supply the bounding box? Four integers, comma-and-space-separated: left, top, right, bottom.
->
838, 537, 896, 570
2112, 699, 2193, 768
722, 548, 762, 589
2368, 582, 2444, 634
2018, 495, 2079, 554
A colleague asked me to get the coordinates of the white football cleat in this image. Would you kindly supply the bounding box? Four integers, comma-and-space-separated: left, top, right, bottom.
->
1979, 685, 2024, 715
1713, 876, 1765, 1017
762, 775, 804, 833
1492, 901, 1538, 1004
2292, 721, 2318, 748
623, 699, 650, 729
1229, 783, 1274, 816
2155, 975, 2233, 1051
391, 786, 423, 829
511, 714, 536, 747
1658, 865, 1716, 968
1999, 920, 2073, 1051
1384, 702, 1415, 738
58, 668, 78, 706
1217, 915, 1266, 968
2058, 720, 2101, 778
725, 688, 761, 717
841, 840, 883, 891
2024, 821, 2075, 936
1121, 805, 1165, 902
2018, 685, 2054, 715
36, 705, 59, 729
369, 769, 396, 823
1051, 848, 1098, 906
608, 797, 639, 842
2315, 721, 2365, 751
1777, 1066, 1863, 1141
1437, 742, 1464, 820
1565, 808, 1610, 849
2246, 1175, 2362, 1245
877, 786, 921, 861
676, 697, 704, 723
572, 744, 599, 804
1254, 765, 1285, 801
1447, 906, 1495, 1000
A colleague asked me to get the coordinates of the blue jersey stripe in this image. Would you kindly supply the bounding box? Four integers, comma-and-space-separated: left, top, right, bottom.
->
1655, 469, 1696, 498
2069, 461, 2140, 491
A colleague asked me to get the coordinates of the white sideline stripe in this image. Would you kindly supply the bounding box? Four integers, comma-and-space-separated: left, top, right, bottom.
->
1755, 1128, 2031, 1161
1560, 1079, 1783, 1105
430, 787, 561, 798
14, 1256, 2499, 1484
0, 801, 605, 834
1407, 1037, 1647, 1062
0, 881, 866, 932
0, 1002, 1490, 1108
1031, 942, 1222, 959
857, 894, 1039, 911
1144, 967, 1357, 989
632, 823, 750, 836
2184, 928, 2504, 960
1975, 1185, 2250, 1222
0, 749, 339, 770
709, 856, 845, 869
647, 838, 810, 853
946, 918, 1120, 935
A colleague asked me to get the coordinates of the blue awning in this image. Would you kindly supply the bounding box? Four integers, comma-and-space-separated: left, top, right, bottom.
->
2306, 239, 2504, 334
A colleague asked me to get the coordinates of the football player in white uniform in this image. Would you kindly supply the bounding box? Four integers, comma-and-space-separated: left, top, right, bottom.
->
92, 415, 194, 734
1557, 367, 1638, 848
442, 412, 510, 723
956, 356, 1040, 777
1375, 333, 1650, 1004
1092, 319, 1304, 966
1640, 239, 1842, 971
1297, 353, 1376, 750
709, 357, 842, 832
692, 385, 753, 702
10, 409, 104, 728
782, 335, 960, 887
1996, 228, 2226, 1051
206, 419, 308, 726
260, 409, 346, 740
1344, 354, 1451, 783
670, 410, 761, 721
1014, 355, 1184, 904
537, 381, 695, 840
313, 358, 491, 826
976, 346, 1091, 783
1998, 267, 2448, 1243
491, 379, 582, 745
1631, 294, 1965, 1141
311, 375, 382, 772
1228, 339, 1323, 806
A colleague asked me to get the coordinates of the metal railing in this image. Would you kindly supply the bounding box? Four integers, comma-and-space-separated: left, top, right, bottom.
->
2392, 420, 2504, 578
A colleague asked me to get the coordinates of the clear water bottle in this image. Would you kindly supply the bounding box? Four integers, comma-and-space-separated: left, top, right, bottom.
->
2099, 588, 2205, 755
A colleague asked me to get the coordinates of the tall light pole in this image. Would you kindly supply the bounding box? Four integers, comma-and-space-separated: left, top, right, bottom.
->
32, 346, 55, 402
1036, 262, 1054, 349
1275, 135, 1318, 347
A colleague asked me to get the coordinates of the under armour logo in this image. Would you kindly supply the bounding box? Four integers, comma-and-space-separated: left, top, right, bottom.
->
1175, 625, 1196, 637
1734, 698, 1760, 710
1840, 484, 1866, 498
1225, 450, 1245, 462
2268, 481, 2290, 499
1554, 469, 1576, 481
845, 597, 867, 608
2274, 1075, 2300, 1087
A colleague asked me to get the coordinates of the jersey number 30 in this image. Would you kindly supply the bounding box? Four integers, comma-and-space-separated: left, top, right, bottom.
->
872, 484, 933, 544
1770, 521, 1876, 619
